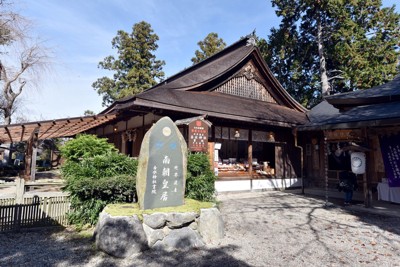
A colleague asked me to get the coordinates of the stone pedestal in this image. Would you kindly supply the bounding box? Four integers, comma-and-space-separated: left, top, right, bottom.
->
94, 208, 224, 258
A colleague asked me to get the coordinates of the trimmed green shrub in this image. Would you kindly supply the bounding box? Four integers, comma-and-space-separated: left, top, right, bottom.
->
61, 135, 216, 225
61, 137, 137, 226
60, 134, 117, 162
62, 153, 137, 180
65, 174, 136, 225
186, 152, 216, 202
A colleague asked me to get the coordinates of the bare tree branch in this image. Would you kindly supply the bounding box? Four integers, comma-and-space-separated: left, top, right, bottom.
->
327, 75, 344, 82
0, 1, 52, 125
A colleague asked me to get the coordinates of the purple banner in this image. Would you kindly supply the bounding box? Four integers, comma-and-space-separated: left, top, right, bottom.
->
379, 134, 400, 187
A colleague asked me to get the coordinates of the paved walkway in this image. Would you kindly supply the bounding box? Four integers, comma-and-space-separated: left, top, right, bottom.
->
1, 190, 399, 266
296, 187, 400, 218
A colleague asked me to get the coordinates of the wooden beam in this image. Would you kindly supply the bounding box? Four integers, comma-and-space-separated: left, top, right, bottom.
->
40, 122, 70, 139
51, 120, 73, 136
20, 125, 25, 142
39, 121, 56, 139
4, 127, 13, 143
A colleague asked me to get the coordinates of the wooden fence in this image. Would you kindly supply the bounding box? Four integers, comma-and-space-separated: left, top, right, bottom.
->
0, 179, 70, 232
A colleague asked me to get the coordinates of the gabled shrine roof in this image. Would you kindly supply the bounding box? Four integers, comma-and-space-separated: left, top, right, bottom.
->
325, 75, 400, 109
102, 36, 308, 127
300, 75, 400, 130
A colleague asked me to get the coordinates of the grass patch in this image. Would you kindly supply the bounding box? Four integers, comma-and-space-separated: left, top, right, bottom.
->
104, 198, 215, 219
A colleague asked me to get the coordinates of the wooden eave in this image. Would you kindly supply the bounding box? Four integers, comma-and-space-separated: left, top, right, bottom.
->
327, 95, 400, 109
0, 114, 117, 143
133, 97, 303, 128
325, 75, 400, 109
298, 116, 400, 131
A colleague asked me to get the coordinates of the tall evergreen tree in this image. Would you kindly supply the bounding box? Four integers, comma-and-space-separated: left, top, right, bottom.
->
93, 21, 165, 106
332, 1, 400, 90
191, 32, 226, 64
263, 0, 400, 107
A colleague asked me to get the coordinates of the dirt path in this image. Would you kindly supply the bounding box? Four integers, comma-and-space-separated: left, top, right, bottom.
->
0, 191, 399, 266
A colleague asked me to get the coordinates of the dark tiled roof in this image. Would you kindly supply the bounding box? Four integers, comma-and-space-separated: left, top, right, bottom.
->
102, 36, 307, 115
307, 100, 340, 123
300, 100, 400, 130
326, 75, 400, 107
151, 45, 253, 91
107, 37, 253, 107
300, 75, 400, 130
134, 89, 308, 126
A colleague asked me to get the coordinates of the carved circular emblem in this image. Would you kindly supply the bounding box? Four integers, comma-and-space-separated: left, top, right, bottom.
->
352, 157, 362, 168
162, 127, 171, 137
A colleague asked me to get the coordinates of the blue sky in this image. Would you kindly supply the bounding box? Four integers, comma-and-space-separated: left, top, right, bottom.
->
15, 0, 399, 121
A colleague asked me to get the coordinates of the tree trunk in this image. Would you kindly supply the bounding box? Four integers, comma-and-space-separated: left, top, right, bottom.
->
317, 19, 330, 97
3, 108, 12, 125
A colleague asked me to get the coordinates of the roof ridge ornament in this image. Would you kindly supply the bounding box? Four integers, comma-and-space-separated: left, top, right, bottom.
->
246, 36, 256, 46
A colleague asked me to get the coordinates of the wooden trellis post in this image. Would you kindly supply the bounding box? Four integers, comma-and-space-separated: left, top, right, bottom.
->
23, 128, 39, 181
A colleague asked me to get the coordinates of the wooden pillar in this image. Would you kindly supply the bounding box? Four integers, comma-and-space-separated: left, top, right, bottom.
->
121, 131, 127, 155
323, 135, 329, 206
210, 126, 216, 173
282, 144, 286, 179
31, 136, 38, 181
363, 127, 372, 208
248, 130, 253, 177
23, 128, 39, 181
275, 145, 283, 178
362, 172, 371, 207
15, 178, 25, 204
24, 139, 32, 179
141, 115, 146, 139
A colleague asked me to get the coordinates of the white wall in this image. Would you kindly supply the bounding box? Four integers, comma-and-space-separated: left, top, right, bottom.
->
215, 178, 302, 192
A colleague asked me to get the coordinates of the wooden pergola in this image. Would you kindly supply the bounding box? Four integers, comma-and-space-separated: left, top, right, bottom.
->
0, 114, 117, 180
0, 114, 117, 143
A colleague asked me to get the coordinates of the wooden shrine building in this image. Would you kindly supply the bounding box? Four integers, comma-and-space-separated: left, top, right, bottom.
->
87, 35, 308, 191
298, 75, 400, 206
0, 35, 399, 203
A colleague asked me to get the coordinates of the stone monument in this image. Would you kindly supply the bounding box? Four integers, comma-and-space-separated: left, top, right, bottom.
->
95, 117, 225, 255
137, 117, 187, 210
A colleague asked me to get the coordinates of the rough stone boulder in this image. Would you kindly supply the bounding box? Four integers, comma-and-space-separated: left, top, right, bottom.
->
166, 212, 198, 228
143, 213, 167, 229
94, 212, 148, 258
143, 224, 165, 247
153, 227, 205, 251
198, 208, 225, 243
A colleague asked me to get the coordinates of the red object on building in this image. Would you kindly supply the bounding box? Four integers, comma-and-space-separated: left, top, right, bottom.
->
188, 120, 209, 152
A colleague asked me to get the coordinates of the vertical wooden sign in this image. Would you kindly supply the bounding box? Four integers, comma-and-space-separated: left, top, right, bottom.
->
188, 119, 209, 152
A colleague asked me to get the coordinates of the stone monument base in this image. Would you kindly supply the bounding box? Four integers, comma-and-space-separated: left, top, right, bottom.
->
94, 207, 224, 258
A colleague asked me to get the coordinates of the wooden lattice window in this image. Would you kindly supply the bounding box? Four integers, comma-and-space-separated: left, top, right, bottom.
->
214, 76, 276, 103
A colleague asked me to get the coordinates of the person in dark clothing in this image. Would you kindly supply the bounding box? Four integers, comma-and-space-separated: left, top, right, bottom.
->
338, 171, 358, 205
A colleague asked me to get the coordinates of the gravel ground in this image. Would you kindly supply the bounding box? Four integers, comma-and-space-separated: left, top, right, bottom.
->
1, 191, 399, 267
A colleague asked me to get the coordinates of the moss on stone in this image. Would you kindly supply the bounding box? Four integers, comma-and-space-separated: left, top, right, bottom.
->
104, 198, 214, 219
